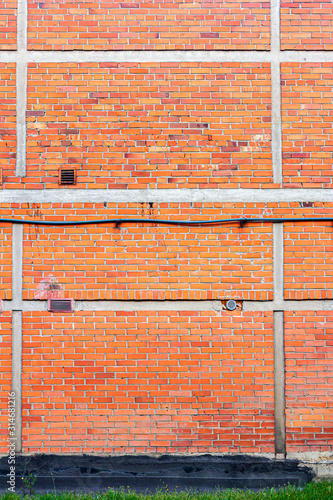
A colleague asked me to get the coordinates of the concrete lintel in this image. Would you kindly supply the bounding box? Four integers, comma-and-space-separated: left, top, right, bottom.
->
277, 51, 333, 62
2, 299, 333, 313
0, 188, 332, 204
5, 300, 222, 312
244, 300, 333, 312
28, 50, 273, 63
1, 51, 333, 64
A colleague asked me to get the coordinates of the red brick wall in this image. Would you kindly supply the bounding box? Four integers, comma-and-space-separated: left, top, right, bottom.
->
22, 310, 274, 454
23, 63, 272, 190
285, 311, 333, 454
0, 64, 16, 184
22, 203, 274, 301
27, 0, 270, 51
282, 63, 333, 188
19, 201, 333, 303
284, 218, 333, 300
0, 313, 12, 454
281, 1, 333, 51
0, 2, 16, 49
1, 199, 332, 455
1, 0, 333, 460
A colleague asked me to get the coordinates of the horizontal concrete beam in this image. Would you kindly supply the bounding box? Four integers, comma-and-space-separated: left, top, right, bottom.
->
0, 189, 332, 204
2, 299, 333, 313
2, 50, 333, 64
244, 300, 333, 312
2, 300, 224, 312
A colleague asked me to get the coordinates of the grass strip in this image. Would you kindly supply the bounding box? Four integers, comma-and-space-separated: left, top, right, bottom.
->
0, 480, 332, 500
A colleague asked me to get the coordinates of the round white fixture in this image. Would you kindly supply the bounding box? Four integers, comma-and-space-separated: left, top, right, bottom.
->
226, 300, 237, 311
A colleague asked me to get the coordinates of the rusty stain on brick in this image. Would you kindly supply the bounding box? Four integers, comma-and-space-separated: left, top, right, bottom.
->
64, 129, 80, 135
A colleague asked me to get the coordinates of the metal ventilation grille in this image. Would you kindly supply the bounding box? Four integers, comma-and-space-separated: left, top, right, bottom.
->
59, 168, 76, 185
48, 299, 74, 312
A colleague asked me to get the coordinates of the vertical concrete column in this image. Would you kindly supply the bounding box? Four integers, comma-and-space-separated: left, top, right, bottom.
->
271, 0, 286, 458
16, 0, 28, 177
271, 0, 282, 184
273, 311, 285, 458
271, 61, 282, 185
12, 224, 23, 309
271, 0, 281, 54
11, 311, 22, 453
11, 224, 24, 453
273, 223, 284, 306
273, 222, 286, 458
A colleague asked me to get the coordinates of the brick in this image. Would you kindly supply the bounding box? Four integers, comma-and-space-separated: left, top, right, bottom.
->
282, 63, 333, 188
281, 1, 333, 51
21, 202, 274, 301
0, 213, 12, 300
27, 0, 270, 51
0, 64, 16, 186
285, 311, 333, 453
22, 63, 273, 190
0, 1, 16, 49
22, 310, 274, 454
284, 214, 333, 300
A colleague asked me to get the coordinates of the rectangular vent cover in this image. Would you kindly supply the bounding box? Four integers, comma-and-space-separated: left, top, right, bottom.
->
48, 299, 74, 312
59, 168, 76, 185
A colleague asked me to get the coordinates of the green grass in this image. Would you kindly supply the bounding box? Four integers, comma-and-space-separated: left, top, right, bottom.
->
0, 481, 332, 500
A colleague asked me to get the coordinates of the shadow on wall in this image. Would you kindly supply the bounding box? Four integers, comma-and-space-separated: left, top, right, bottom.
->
0, 454, 315, 492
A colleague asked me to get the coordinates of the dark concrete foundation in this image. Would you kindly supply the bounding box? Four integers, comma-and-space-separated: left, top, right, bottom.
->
0, 454, 315, 493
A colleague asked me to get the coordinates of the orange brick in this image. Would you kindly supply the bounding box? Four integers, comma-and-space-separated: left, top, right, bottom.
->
281, 1, 333, 51
21, 63, 273, 190
0, 64, 16, 187
282, 63, 333, 188
27, 0, 270, 51
285, 311, 333, 453
21, 202, 274, 301
0, 1, 16, 49
22, 310, 274, 454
